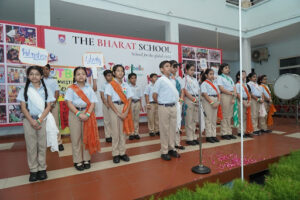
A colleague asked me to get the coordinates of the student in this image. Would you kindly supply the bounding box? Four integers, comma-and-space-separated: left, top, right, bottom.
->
257, 75, 273, 133
144, 73, 159, 137
65, 67, 100, 171
201, 69, 221, 143
105, 64, 134, 164
235, 71, 253, 138
43, 64, 64, 151
247, 72, 264, 135
170, 60, 185, 150
99, 70, 113, 143
153, 60, 180, 161
217, 63, 237, 140
17, 66, 55, 182
183, 64, 200, 145
128, 72, 143, 140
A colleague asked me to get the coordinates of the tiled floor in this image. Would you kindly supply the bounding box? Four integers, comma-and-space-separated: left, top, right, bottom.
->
0, 117, 299, 200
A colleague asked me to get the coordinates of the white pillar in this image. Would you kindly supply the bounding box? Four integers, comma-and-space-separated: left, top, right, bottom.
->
35, 0, 51, 26
165, 20, 179, 43
242, 38, 252, 74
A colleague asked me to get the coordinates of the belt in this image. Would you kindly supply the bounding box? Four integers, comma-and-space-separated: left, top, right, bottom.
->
158, 103, 175, 107
209, 95, 218, 97
132, 99, 140, 103
255, 96, 262, 98
150, 101, 156, 104
243, 98, 248, 100
113, 101, 124, 105
192, 95, 199, 97
75, 106, 86, 111
31, 115, 39, 120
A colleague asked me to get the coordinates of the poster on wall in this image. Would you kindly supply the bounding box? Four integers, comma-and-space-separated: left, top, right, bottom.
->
181, 45, 222, 81
0, 22, 38, 126
44, 28, 179, 119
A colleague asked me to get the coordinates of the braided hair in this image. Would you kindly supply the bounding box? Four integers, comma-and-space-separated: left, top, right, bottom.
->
24, 66, 48, 110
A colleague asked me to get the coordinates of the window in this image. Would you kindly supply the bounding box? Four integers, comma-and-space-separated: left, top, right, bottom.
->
279, 56, 300, 75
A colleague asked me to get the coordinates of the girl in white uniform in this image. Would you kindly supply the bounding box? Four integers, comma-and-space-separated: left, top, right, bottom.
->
247, 72, 264, 135
201, 68, 221, 143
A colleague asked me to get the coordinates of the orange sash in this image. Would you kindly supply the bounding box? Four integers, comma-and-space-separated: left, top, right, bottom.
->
261, 84, 276, 126
110, 80, 134, 135
69, 84, 100, 155
240, 83, 254, 133
205, 80, 223, 120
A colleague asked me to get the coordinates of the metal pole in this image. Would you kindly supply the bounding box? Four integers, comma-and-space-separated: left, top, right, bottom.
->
239, 0, 244, 181
191, 78, 211, 174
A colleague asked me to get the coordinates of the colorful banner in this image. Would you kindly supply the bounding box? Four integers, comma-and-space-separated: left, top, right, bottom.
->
0, 21, 39, 126
44, 28, 179, 118
180, 44, 222, 80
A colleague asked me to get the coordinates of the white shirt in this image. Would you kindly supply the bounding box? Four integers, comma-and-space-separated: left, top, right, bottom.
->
99, 81, 109, 100
236, 83, 248, 99
201, 80, 219, 95
43, 77, 59, 98
247, 81, 262, 97
153, 75, 177, 104
144, 83, 155, 102
129, 84, 142, 100
217, 74, 235, 92
183, 75, 200, 95
105, 81, 133, 102
260, 84, 270, 99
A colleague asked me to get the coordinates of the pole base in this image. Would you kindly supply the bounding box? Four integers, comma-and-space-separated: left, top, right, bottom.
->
191, 165, 211, 174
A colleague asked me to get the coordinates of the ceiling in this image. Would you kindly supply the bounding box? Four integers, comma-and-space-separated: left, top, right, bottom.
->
1, 0, 300, 57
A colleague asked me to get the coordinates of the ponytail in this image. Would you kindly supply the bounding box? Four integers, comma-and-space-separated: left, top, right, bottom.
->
41, 79, 48, 108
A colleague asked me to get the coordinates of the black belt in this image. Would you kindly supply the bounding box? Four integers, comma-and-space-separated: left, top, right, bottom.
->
31, 115, 39, 120
209, 95, 218, 97
150, 101, 156, 104
192, 95, 199, 97
243, 98, 248, 100
113, 101, 124, 105
132, 99, 140, 103
75, 106, 86, 111
158, 103, 175, 107
255, 96, 261, 98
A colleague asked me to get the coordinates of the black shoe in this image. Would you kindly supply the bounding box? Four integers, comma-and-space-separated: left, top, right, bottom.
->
179, 131, 182, 135
206, 137, 215, 143
113, 156, 120, 164
149, 132, 155, 137
221, 135, 231, 140
134, 135, 140, 140
193, 140, 199, 144
253, 131, 261, 136
212, 137, 220, 142
74, 163, 85, 171
106, 137, 112, 143
29, 172, 38, 182
129, 135, 135, 140
120, 154, 130, 162
83, 160, 91, 169
155, 132, 160, 136
186, 140, 196, 145
37, 170, 48, 181
161, 154, 171, 161
175, 145, 185, 150
168, 150, 180, 158
245, 134, 253, 138
238, 133, 241, 137
229, 135, 237, 139
265, 129, 272, 133
58, 144, 64, 151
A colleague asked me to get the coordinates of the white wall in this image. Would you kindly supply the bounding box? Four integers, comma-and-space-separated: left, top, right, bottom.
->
253, 36, 300, 83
